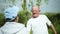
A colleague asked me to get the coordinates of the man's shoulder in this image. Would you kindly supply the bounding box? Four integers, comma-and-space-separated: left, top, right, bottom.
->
27, 18, 33, 24
28, 17, 33, 20
0, 22, 25, 29
39, 15, 47, 18
39, 14, 46, 17
39, 15, 48, 20
16, 23, 25, 27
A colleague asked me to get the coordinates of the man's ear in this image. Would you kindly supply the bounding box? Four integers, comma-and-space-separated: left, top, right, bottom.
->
15, 16, 19, 22
17, 16, 19, 20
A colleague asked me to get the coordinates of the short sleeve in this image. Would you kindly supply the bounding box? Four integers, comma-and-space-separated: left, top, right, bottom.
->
44, 15, 51, 26
27, 19, 32, 32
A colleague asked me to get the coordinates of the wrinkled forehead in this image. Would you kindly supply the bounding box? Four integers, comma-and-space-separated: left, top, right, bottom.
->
32, 6, 39, 10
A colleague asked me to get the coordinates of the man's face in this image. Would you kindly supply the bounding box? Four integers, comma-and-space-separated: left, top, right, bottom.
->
32, 6, 40, 18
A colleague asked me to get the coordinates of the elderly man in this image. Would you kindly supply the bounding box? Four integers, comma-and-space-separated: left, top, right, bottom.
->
0, 6, 29, 34
27, 6, 57, 34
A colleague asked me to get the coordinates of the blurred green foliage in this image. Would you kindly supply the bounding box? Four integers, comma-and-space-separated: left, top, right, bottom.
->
0, 13, 5, 27
0, 13, 60, 34
19, 11, 32, 21
45, 13, 60, 34
0, 0, 60, 34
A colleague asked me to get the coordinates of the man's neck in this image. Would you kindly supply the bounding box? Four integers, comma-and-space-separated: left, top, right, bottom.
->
33, 15, 39, 18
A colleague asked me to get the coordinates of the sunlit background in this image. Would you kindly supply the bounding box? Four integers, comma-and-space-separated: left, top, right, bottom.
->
0, 0, 60, 34
0, 0, 60, 13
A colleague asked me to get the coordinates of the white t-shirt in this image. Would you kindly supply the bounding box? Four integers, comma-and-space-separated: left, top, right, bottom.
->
27, 15, 51, 34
